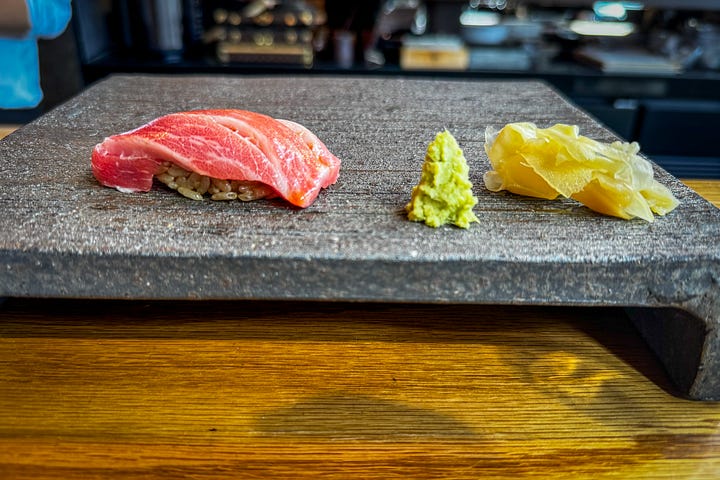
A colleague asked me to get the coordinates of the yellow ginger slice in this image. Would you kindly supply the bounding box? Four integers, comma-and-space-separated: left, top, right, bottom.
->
483, 122, 679, 222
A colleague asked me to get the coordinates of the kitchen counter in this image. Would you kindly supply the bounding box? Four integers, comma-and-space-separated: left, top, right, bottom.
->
1, 299, 719, 478
0, 125, 19, 139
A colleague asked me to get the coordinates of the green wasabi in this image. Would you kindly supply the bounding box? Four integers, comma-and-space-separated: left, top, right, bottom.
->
406, 130, 479, 228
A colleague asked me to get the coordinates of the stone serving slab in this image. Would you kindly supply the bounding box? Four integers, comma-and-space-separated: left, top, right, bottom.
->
1, 75, 719, 399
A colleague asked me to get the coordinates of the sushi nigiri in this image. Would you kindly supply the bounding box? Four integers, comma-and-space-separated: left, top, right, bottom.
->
91, 109, 341, 208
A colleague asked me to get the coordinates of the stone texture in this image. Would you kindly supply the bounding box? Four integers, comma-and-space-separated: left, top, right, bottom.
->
0, 75, 719, 399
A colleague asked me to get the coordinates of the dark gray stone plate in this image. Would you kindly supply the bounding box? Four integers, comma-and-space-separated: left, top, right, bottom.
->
1, 75, 718, 399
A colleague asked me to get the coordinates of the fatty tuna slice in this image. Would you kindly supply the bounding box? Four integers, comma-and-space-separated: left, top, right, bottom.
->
91, 109, 341, 208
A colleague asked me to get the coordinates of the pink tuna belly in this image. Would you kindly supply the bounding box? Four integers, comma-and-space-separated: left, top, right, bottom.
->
91, 110, 340, 207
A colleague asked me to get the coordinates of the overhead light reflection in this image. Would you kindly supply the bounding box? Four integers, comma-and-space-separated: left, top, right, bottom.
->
595, 2, 627, 20
460, 10, 501, 27
569, 19, 636, 37
593, 2, 644, 21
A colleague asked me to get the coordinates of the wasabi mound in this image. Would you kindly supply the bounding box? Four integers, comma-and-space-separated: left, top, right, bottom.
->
406, 130, 479, 228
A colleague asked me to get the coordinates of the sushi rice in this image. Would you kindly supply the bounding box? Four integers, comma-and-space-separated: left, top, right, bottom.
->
154, 162, 275, 202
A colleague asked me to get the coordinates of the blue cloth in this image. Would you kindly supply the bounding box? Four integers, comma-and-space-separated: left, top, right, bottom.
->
0, 0, 72, 109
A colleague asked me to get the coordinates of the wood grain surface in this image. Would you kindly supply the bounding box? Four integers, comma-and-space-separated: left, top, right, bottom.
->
1, 299, 719, 479
682, 180, 720, 208
0, 125, 19, 140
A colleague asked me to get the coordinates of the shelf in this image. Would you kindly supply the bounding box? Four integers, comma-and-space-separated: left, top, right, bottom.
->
80, 53, 720, 102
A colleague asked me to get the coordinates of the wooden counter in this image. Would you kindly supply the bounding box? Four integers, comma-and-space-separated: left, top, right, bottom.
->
1, 299, 720, 479
0, 125, 19, 140
682, 180, 720, 208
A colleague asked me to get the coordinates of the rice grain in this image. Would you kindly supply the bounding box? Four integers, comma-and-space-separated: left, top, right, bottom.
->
212, 178, 232, 192
154, 166, 273, 202
197, 176, 211, 195
168, 165, 189, 177
211, 191, 238, 201
178, 186, 204, 201
156, 173, 174, 185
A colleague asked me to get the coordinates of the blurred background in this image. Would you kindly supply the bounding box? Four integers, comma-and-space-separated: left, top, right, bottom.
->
3, 0, 720, 177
